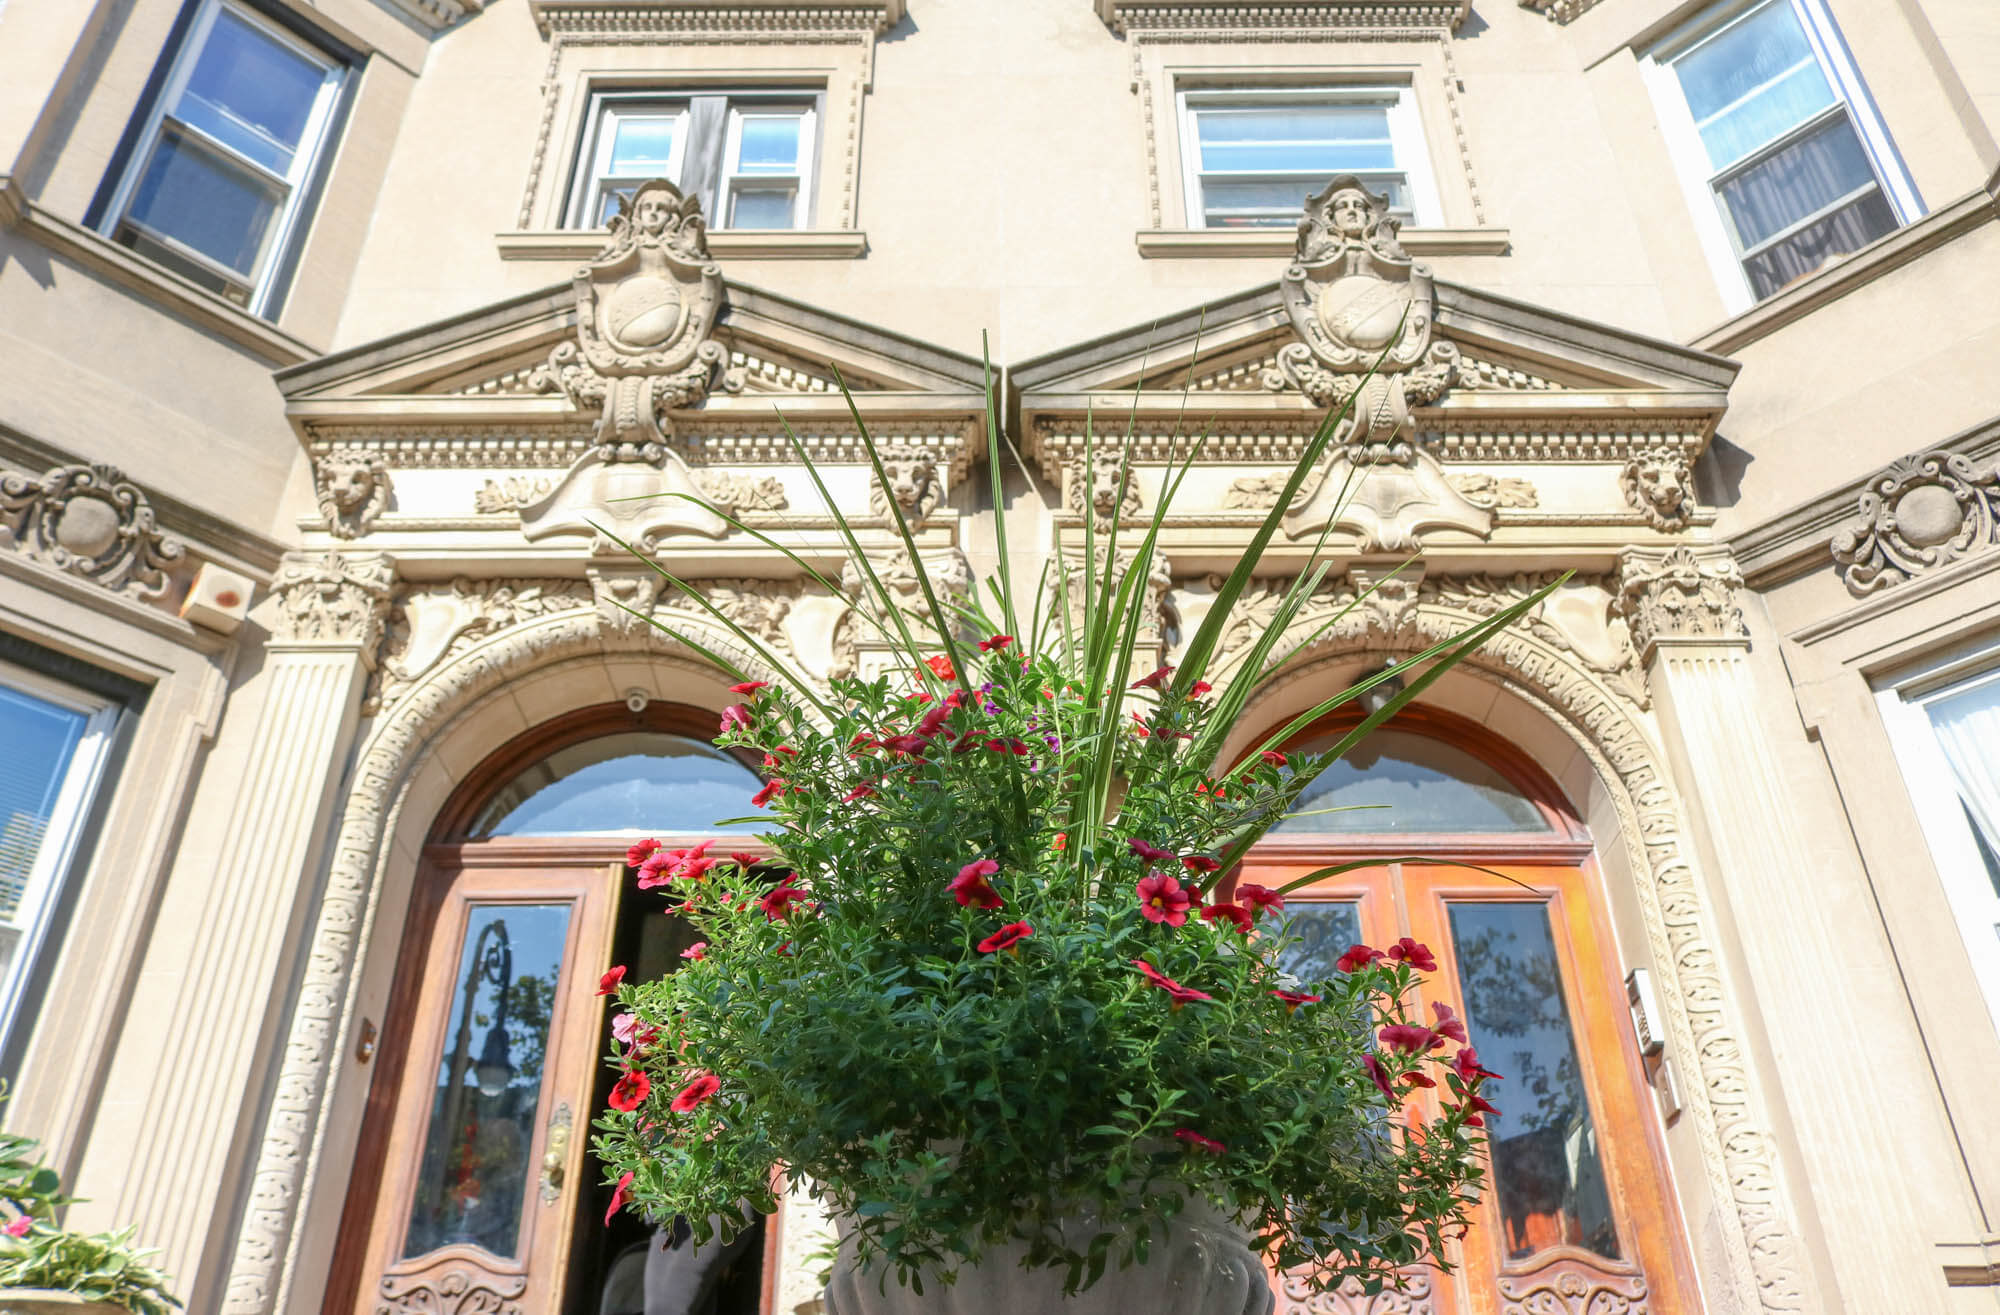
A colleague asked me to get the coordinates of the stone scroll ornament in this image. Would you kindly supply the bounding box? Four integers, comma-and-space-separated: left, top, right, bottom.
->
524, 178, 746, 546
0, 463, 184, 598
1829, 449, 2000, 595
1252, 177, 1487, 551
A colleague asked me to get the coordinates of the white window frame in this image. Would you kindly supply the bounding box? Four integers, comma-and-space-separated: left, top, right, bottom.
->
565, 89, 818, 231
97, 0, 345, 318
1176, 84, 1443, 231
0, 663, 119, 1058
1876, 638, 2000, 1034
1640, 0, 1922, 315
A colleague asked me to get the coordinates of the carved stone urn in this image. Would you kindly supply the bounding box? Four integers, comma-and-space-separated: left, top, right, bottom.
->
822, 1195, 1274, 1315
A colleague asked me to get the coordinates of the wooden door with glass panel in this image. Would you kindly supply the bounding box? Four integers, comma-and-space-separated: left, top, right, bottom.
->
1237, 712, 1698, 1313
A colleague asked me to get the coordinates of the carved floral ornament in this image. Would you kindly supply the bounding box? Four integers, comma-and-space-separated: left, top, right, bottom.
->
0, 463, 185, 598
1829, 449, 2000, 595
1615, 546, 1747, 660
273, 551, 396, 650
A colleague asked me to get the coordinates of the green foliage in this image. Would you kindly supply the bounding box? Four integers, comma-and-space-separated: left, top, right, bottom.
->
0, 1224, 181, 1315
592, 337, 1545, 1296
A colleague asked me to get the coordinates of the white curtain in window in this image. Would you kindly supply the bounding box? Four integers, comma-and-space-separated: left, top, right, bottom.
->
1928, 679, 2000, 864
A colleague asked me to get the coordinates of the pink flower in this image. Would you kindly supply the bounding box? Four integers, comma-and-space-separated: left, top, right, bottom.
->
611, 1012, 659, 1051
1452, 1047, 1501, 1084
1131, 959, 1213, 1008
751, 779, 786, 807
1128, 838, 1175, 864
729, 681, 769, 696
760, 877, 807, 921
608, 1069, 651, 1111
1236, 884, 1284, 916
1136, 872, 1194, 926
1199, 902, 1253, 935
1430, 1001, 1469, 1045
1377, 1023, 1437, 1054
604, 1170, 634, 1226
3, 1216, 30, 1238
1385, 937, 1437, 972
1335, 944, 1385, 974
626, 838, 663, 867
1259, 750, 1287, 767
978, 634, 1014, 651
951, 859, 1004, 910
1172, 1128, 1226, 1154
1131, 665, 1174, 690
670, 1071, 721, 1113
978, 921, 1034, 955
719, 704, 753, 733
597, 965, 627, 996
1271, 989, 1322, 1014
681, 942, 708, 961
1364, 1053, 1396, 1100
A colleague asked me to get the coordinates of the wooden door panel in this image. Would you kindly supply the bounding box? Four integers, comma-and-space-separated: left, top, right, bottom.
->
354, 863, 617, 1315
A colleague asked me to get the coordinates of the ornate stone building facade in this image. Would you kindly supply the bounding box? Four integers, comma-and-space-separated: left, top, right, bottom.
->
1, 1, 1998, 1313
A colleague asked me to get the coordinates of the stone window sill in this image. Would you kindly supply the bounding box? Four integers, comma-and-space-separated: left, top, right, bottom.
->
1135, 227, 1511, 259
1692, 188, 1998, 356
0, 176, 316, 367
495, 229, 868, 262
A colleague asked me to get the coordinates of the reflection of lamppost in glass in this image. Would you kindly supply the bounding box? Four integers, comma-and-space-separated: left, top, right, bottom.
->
438, 918, 515, 1228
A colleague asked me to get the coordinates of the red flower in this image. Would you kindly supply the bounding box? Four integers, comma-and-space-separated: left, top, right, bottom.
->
1450, 1093, 1500, 1127
597, 965, 627, 996
908, 690, 934, 706
608, 1068, 651, 1111
729, 681, 770, 696
1452, 1047, 1501, 1084
1190, 680, 1213, 697
1180, 854, 1220, 874
924, 655, 956, 681
681, 942, 707, 961
1131, 959, 1213, 1008
1200, 902, 1253, 935
636, 851, 675, 888
625, 838, 662, 867
1378, 1023, 1437, 1054
1335, 944, 1385, 973
848, 732, 876, 754
605, 1170, 635, 1226
1271, 989, 1322, 1014
1129, 714, 1151, 740
1131, 665, 1174, 690
978, 921, 1034, 955
841, 784, 877, 803
1404, 1069, 1437, 1089
751, 779, 786, 808
760, 878, 807, 921
1236, 884, 1285, 915
670, 1071, 721, 1113
729, 852, 760, 868
719, 704, 753, 733
916, 706, 954, 738
951, 859, 1004, 909
978, 634, 1014, 651
1051, 832, 1067, 851
1385, 937, 1437, 971
1172, 1128, 1226, 1154
1137, 872, 1194, 926
1364, 1053, 1395, 1100
1430, 1001, 1469, 1045
1128, 838, 1175, 864
880, 734, 932, 757
1259, 750, 1287, 767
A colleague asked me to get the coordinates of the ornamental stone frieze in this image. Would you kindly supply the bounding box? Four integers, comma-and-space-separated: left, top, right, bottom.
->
1615, 547, 1748, 661
0, 463, 185, 599
272, 551, 396, 651
1829, 449, 2000, 595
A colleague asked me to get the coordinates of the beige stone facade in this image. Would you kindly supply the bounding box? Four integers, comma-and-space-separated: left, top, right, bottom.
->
2, 0, 1999, 1312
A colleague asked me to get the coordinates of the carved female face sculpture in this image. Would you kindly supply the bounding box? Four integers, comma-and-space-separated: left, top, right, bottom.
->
1329, 188, 1373, 239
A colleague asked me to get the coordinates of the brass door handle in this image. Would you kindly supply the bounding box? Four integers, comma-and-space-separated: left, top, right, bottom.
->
539, 1102, 572, 1203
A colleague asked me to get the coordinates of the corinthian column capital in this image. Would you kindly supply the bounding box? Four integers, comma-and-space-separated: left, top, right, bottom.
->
271, 551, 396, 655
1615, 546, 1747, 663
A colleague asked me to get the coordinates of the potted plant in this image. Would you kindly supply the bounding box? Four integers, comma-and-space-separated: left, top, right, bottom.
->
0, 1118, 180, 1315
593, 355, 1535, 1310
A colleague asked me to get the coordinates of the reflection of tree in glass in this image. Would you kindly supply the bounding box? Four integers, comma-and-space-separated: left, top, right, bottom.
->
1269, 903, 1361, 984
1453, 924, 1581, 1134
503, 972, 556, 1086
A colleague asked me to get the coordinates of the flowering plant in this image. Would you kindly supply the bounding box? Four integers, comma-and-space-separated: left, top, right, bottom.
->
594, 350, 1544, 1296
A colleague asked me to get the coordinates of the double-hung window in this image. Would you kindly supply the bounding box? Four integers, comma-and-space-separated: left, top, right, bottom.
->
98, 0, 347, 316
1177, 86, 1440, 229
1878, 648, 2000, 1033
568, 91, 817, 230
0, 663, 121, 1061
1645, 0, 1921, 307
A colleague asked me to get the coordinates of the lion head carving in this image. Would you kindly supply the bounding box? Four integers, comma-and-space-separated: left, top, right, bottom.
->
1621, 448, 1694, 531
316, 455, 390, 539
869, 448, 942, 526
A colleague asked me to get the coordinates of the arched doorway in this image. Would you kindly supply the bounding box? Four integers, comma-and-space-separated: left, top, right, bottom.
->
1232, 705, 1699, 1313
329, 702, 776, 1315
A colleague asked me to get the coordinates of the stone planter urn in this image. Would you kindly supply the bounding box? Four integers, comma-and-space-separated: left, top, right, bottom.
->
822, 1197, 1274, 1315
0, 1292, 130, 1315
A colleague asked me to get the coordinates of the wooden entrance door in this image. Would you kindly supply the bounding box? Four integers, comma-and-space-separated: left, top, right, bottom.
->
341, 850, 620, 1315
1238, 857, 1697, 1314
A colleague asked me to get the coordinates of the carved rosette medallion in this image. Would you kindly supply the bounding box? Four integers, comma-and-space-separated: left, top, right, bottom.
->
1615, 547, 1746, 661
316, 453, 391, 538
0, 463, 185, 598
273, 551, 396, 651
1829, 449, 1999, 594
